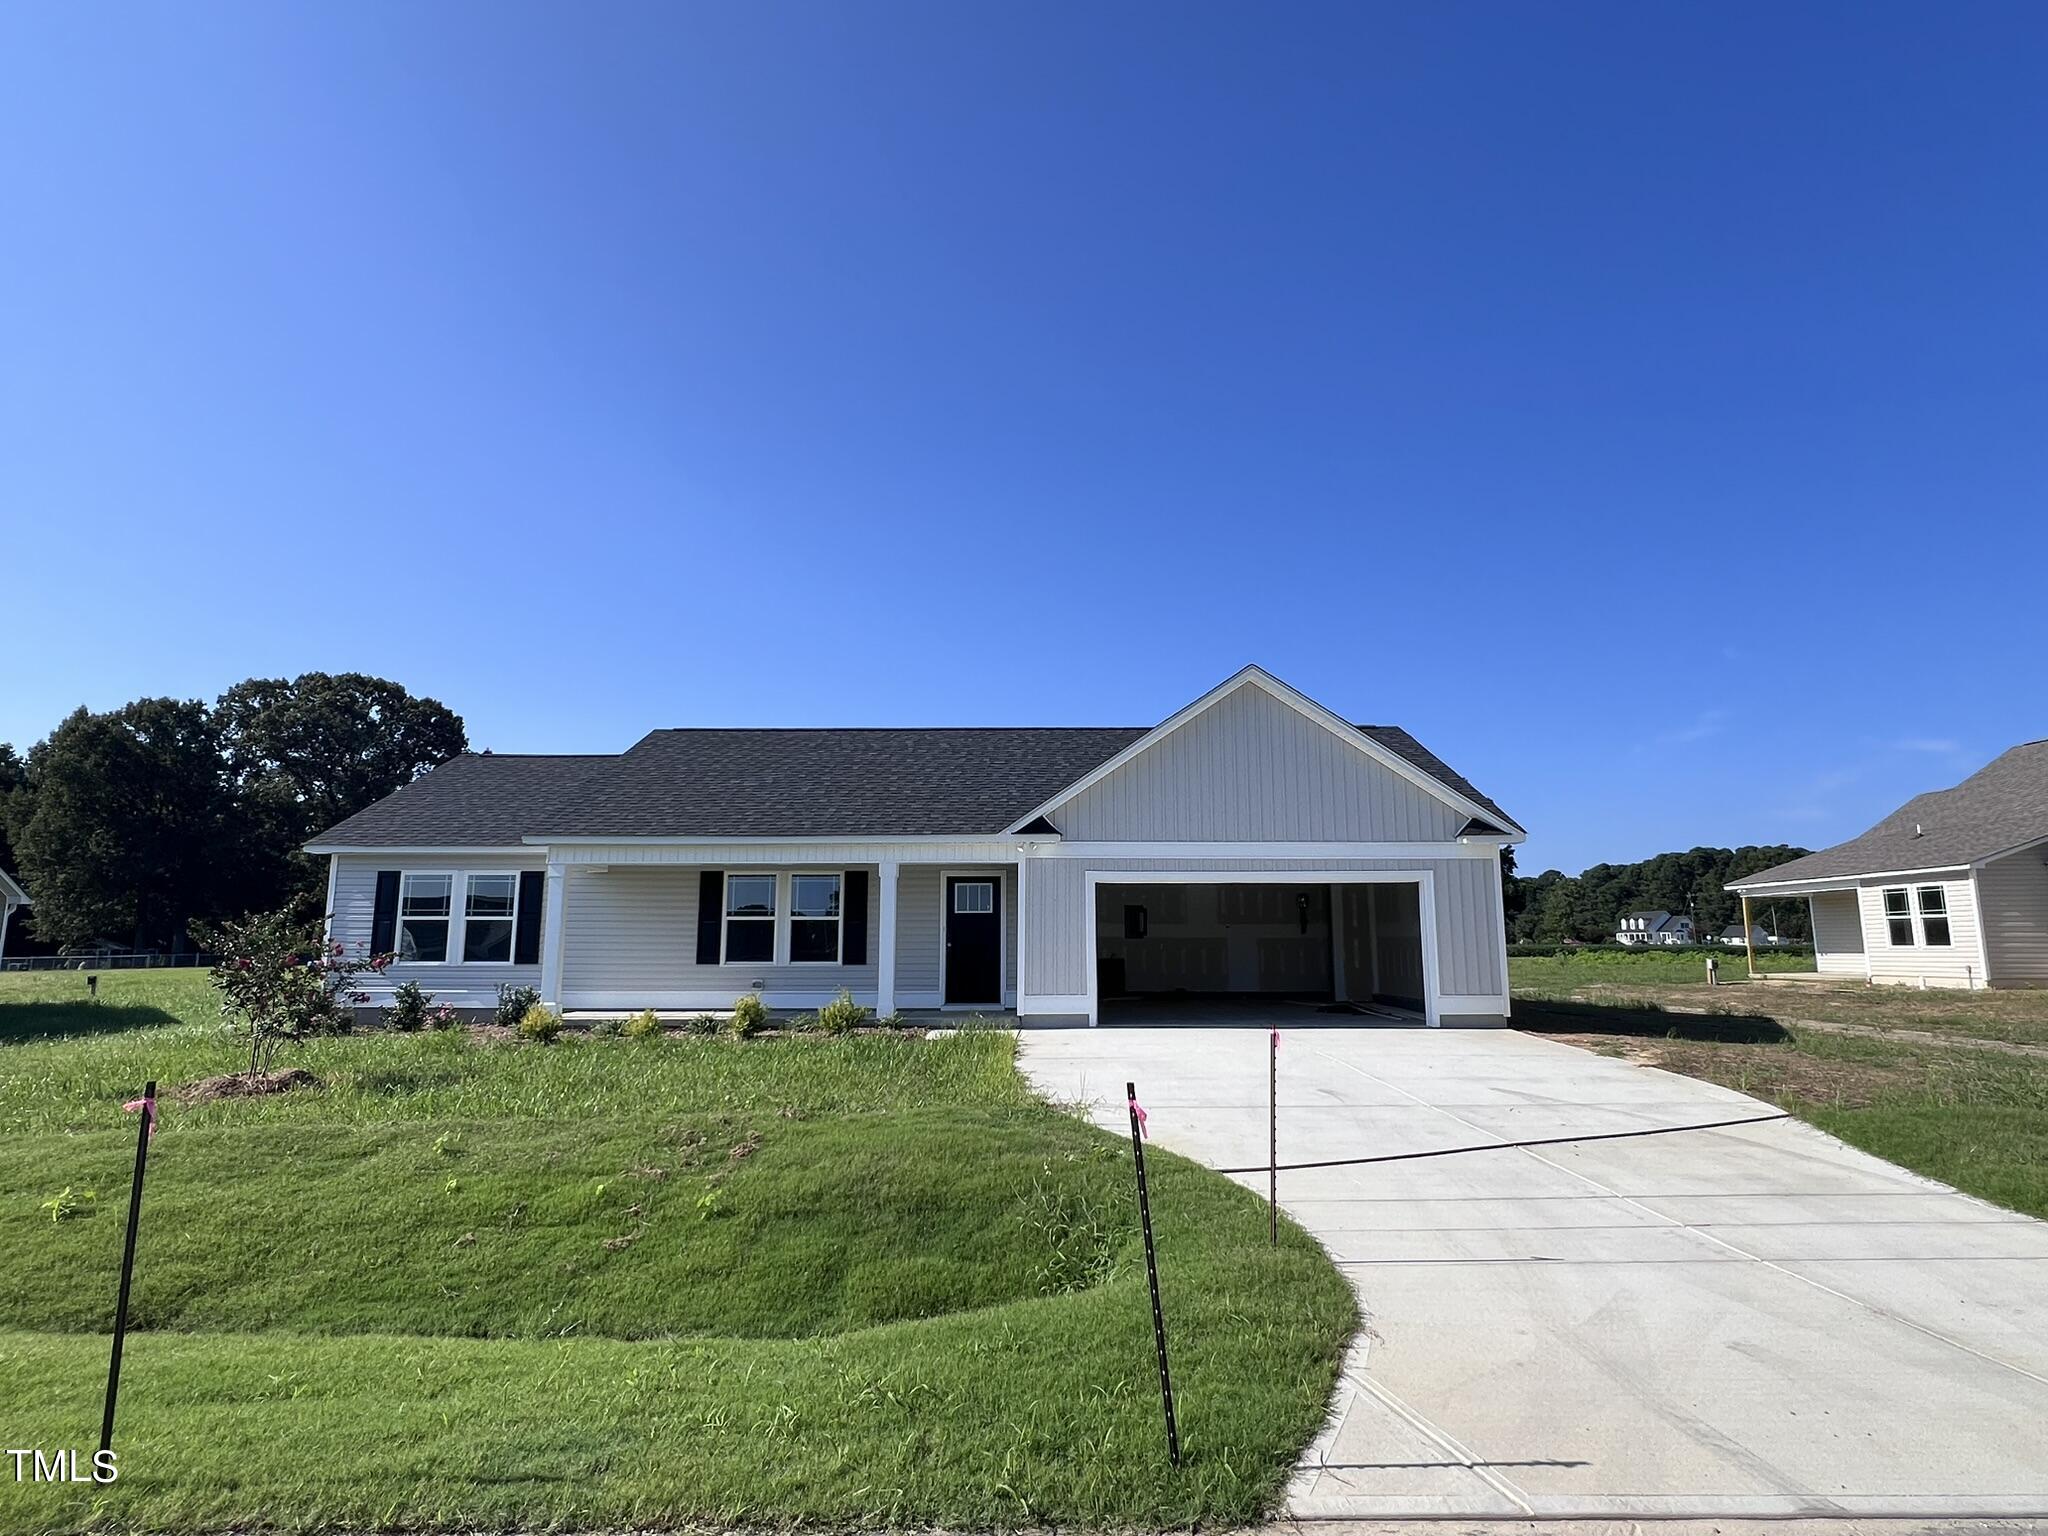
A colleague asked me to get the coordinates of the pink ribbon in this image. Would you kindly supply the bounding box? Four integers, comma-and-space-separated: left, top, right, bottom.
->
1128, 1094, 1149, 1138
122, 1097, 157, 1138
1271, 1027, 1279, 1051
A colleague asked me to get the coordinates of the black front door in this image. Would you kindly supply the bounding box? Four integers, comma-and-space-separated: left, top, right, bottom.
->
944, 876, 1002, 1006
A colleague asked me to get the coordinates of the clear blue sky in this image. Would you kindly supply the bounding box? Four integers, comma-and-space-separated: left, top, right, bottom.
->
3, 1, 2043, 875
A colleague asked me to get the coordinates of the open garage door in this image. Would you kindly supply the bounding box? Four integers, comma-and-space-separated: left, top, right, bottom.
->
1093, 879, 1428, 1025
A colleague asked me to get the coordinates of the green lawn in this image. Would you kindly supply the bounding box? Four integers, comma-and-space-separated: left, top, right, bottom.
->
0, 972, 1354, 1533
1508, 946, 1813, 991
1515, 996, 2048, 1221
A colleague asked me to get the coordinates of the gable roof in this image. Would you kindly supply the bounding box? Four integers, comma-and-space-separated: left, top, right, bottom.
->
307, 679, 1520, 849
1001, 666, 1524, 837
0, 867, 27, 906
1730, 740, 2048, 890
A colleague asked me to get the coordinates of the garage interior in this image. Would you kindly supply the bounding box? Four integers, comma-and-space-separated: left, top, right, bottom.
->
1095, 880, 1426, 1024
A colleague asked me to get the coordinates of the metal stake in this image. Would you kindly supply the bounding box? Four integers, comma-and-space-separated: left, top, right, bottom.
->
1126, 1081, 1181, 1467
102, 1081, 155, 1454
1268, 1028, 1278, 1245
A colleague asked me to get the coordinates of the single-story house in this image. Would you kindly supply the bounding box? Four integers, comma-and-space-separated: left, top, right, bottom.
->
1727, 740, 2048, 989
1615, 910, 1694, 946
1715, 922, 1777, 947
0, 868, 28, 963
308, 666, 1525, 1027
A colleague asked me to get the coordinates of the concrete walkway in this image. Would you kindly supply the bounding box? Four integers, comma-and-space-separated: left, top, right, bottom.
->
1017, 1026, 2048, 1521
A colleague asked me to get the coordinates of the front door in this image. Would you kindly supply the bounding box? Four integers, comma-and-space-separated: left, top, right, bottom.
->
944, 876, 1002, 1006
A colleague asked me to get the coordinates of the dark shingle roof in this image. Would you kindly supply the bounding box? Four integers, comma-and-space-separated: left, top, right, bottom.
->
1729, 741, 2048, 889
310, 719, 1520, 847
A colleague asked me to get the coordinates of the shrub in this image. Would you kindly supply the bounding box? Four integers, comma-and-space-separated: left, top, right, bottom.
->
624, 1008, 664, 1041
590, 1016, 625, 1039
814, 989, 871, 1035
384, 980, 456, 1032
727, 992, 769, 1039
516, 1003, 564, 1043
495, 984, 542, 1027
681, 1013, 722, 1037
196, 909, 390, 1077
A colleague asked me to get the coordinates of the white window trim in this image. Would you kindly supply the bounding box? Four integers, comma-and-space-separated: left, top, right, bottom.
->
460, 871, 522, 966
1881, 887, 1916, 947
395, 869, 526, 967
397, 871, 455, 966
720, 870, 781, 967
1916, 884, 1953, 947
788, 872, 845, 966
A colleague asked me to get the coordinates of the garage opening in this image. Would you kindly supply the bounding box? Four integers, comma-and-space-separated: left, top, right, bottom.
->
1094, 880, 1427, 1026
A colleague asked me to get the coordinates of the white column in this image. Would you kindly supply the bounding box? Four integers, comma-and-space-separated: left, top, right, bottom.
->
539, 864, 569, 1006
1329, 883, 1348, 1001
0, 901, 13, 966
875, 861, 899, 1017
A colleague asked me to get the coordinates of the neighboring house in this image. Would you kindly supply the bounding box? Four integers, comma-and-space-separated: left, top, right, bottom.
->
1717, 922, 1772, 947
1616, 910, 1694, 946
307, 666, 1525, 1027
0, 869, 27, 964
1728, 740, 2048, 989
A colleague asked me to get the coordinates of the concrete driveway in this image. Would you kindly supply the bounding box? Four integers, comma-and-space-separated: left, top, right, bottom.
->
1017, 1026, 2048, 1520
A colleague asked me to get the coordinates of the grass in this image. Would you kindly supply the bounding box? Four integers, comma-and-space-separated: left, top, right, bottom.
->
0, 971, 1354, 1533
1511, 949, 2048, 1048
1516, 996, 2048, 1222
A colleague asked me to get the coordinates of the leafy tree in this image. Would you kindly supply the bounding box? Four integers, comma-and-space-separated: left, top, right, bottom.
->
12, 700, 232, 950
197, 908, 390, 1075
0, 742, 25, 880
215, 673, 467, 906
1507, 844, 1813, 944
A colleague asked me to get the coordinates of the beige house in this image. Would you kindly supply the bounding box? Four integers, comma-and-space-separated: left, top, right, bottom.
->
1728, 741, 2048, 989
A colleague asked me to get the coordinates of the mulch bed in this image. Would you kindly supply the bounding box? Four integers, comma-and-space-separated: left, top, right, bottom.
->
175, 1066, 323, 1103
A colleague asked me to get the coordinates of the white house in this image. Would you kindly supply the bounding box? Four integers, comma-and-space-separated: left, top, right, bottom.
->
1728, 740, 2048, 989
308, 666, 1525, 1028
0, 868, 27, 965
1616, 910, 1693, 946
1717, 922, 1772, 948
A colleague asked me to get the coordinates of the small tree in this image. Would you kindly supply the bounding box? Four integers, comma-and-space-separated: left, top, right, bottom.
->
198, 909, 390, 1076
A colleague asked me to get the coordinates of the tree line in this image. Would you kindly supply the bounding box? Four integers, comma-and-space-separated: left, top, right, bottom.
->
0, 674, 466, 953
1504, 844, 1813, 944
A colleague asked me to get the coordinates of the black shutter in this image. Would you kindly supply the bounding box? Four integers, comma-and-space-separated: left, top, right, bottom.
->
842, 870, 868, 965
696, 871, 724, 966
514, 870, 545, 966
370, 871, 401, 956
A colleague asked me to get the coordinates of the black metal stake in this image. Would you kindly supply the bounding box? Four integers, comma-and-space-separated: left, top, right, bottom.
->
1126, 1081, 1180, 1468
101, 1080, 155, 1455
1268, 1029, 1278, 1246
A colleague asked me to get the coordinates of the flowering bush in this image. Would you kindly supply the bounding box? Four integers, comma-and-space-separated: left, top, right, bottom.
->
384, 979, 458, 1032
196, 909, 391, 1077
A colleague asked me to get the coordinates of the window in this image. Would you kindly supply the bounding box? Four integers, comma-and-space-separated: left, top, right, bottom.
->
789, 873, 842, 963
1883, 888, 1914, 946
463, 873, 518, 963
1917, 886, 1951, 947
399, 873, 453, 963
723, 874, 777, 964
954, 881, 994, 915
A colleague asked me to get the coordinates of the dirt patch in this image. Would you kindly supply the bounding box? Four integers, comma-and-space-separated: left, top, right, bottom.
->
175, 1066, 323, 1103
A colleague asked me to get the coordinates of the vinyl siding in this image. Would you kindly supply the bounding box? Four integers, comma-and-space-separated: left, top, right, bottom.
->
1021, 855, 1504, 1004
1856, 875, 1984, 988
329, 852, 544, 1005
1808, 890, 1866, 976
1053, 681, 1467, 841
558, 863, 1013, 1009
561, 865, 879, 1004
1977, 848, 2048, 984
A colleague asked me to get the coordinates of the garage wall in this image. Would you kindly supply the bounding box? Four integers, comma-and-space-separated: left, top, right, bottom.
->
1022, 853, 1505, 1016
1977, 849, 2048, 984
1052, 681, 1468, 842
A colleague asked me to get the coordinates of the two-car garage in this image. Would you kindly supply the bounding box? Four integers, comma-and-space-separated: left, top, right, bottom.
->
1092, 875, 1433, 1024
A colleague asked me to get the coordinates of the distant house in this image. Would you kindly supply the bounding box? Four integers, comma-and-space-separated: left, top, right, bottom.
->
1616, 910, 1693, 946
1717, 922, 1772, 948
1728, 740, 2048, 989
0, 868, 28, 964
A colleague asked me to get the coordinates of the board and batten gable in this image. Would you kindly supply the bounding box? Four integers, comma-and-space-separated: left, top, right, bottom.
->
1047, 681, 1468, 842
329, 851, 546, 1006
1976, 845, 2048, 984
